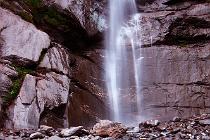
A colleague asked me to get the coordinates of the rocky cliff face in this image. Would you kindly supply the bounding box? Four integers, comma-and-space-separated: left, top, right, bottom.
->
137, 0, 210, 120
0, 0, 209, 130
0, 0, 107, 129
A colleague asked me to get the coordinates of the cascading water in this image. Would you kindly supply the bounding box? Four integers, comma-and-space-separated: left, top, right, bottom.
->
105, 0, 143, 123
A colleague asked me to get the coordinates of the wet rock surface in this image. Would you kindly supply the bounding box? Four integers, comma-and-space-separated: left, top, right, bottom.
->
2, 114, 210, 139
122, 0, 210, 121
68, 49, 108, 127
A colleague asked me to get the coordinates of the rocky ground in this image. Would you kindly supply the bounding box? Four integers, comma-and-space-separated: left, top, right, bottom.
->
1, 114, 210, 140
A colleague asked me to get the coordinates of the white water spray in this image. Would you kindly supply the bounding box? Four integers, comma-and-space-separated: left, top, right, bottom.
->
105, 0, 143, 123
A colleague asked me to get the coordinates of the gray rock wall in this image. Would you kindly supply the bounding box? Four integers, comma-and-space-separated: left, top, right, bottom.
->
137, 0, 210, 120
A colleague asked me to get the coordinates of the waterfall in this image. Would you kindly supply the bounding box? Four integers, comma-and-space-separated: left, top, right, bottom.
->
105, 0, 143, 123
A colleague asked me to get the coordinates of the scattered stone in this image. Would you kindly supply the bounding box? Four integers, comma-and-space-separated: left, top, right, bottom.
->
0, 133, 4, 140
139, 120, 160, 128
1, 114, 210, 139
39, 125, 55, 137
157, 123, 167, 131
60, 126, 83, 137
40, 125, 54, 132
29, 132, 45, 139
92, 120, 127, 139
173, 116, 181, 122
202, 135, 210, 140
199, 119, 210, 125
126, 127, 140, 133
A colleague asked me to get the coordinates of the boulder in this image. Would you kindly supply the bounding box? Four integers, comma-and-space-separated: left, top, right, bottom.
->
19, 74, 36, 105
199, 119, 210, 125
39, 43, 71, 75
36, 72, 70, 110
139, 120, 160, 128
0, 7, 50, 65
8, 93, 40, 129
173, 117, 181, 122
92, 120, 127, 139
40, 125, 54, 132
29, 132, 45, 139
60, 126, 84, 137
6, 72, 70, 129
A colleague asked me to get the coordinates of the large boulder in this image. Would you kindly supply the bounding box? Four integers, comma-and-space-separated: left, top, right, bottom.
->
0, 7, 50, 66
39, 43, 71, 76
92, 120, 127, 139
6, 73, 70, 129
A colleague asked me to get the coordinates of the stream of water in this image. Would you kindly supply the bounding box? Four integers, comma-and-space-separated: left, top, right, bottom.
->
105, 0, 143, 123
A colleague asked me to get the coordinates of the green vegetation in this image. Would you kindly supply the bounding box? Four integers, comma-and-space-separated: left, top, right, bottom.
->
1, 0, 71, 27
8, 79, 22, 100
15, 66, 34, 78
24, 0, 41, 8
43, 7, 68, 27
19, 12, 33, 23
4, 66, 34, 104
179, 44, 187, 48
178, 40, 188, 48
21, 0, 69, 27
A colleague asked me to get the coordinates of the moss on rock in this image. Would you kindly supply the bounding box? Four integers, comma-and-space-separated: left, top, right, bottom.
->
3, 65, 34, 104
